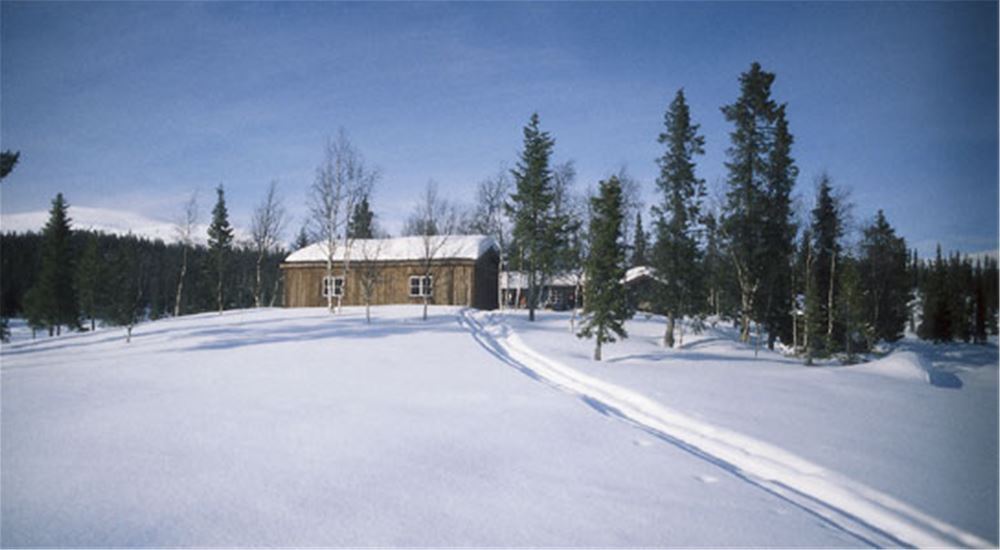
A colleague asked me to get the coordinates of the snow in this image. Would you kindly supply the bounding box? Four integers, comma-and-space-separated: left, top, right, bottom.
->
285, 235, 496, 263
500, 271, 580, 289
2, 306, 996, 546
0, 205, 224, 244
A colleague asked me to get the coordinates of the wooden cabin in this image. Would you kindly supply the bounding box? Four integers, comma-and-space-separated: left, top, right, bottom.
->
281, 235, 499, 310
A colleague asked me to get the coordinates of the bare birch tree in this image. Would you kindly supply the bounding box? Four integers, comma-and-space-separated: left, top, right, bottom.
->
250, 180, 287, 308
173, 191, 198, 317
403, 180, 459, 321
357, 235, 386, 324
307, 130, 377, 314
470, 166, 512, 309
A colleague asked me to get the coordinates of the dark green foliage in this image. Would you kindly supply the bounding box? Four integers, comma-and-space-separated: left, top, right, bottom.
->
76, 234, 102, 331
838, 255, 865, 362
919, 246, 951, 342
348, 195, 375, 239
507, 113, 558, 322
631, 212, 648, 267
26, 194, 79, 334
758, 106, 798, 349
578, 176, 629, 361
0, 150, 19, 180
208, 185, 234, 313
105, 237, 144, 341
652, 89, 705, 348
720, 62, 796, 344
294, 226, 310, 250
858, 210, 911, 346
804, 176, 842, 359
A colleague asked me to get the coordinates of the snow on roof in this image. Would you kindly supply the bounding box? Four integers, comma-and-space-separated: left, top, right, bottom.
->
623, 265, 664, 284
500, 271, 582, 290
284, 235, 497, 263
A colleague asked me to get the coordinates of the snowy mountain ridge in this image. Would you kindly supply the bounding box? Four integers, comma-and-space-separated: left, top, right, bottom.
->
0, 206, 244, 245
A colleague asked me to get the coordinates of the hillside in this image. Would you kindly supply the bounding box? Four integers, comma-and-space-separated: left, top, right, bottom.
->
2, 306, 996, 547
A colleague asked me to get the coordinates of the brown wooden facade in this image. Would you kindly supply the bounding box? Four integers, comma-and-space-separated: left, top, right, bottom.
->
281, 250, 499, 309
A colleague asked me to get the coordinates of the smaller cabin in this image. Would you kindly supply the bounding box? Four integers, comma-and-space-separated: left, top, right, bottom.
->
281, 235, 499, 310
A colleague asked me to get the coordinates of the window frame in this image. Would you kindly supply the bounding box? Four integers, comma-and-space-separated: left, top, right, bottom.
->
408, 275, 433, 297
322, 275, 345, 297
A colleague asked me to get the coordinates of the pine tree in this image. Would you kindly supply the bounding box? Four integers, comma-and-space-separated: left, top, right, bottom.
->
919, 245, 950, 342
631, 212, 648, 267
758, 105, 798, 349
804, 176, 842, 359
858, 210, 910, 347
28, 193, 78, 335
720, 62, 780, 343
348, 195, 375, 239
839, 255, 865, 362
507, 113, 557, 322
578, 176, 629, 361
207, 185, 234, 314
106, 237, 144, 343
294, 226, 310, 250
652, 89, 705, 348
76, 234, 102, 331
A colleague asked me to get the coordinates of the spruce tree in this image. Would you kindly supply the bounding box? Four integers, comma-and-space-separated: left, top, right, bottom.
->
758, 105, 798, 349
858, 210, 910, 346
652, 89, 705, 348
720, 62, 779, 343
631, 212, 648, 267
578, 176, 629, 361
348, 195, 375, 239
507, 113, 557, 322
28, 193, 78, 335
76, 234, 102, 331
919, 245, 950, 342
207, 185, 234, 314
294, 226, 310, 250
839, 255, 865, 362
106, 237, 144, 343
805, 176, 842, 359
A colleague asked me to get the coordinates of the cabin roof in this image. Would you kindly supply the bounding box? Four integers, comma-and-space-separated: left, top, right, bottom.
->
284, 235, 497, 263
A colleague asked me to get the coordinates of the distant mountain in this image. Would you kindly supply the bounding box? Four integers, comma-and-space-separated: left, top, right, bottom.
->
0, 206, 222, 245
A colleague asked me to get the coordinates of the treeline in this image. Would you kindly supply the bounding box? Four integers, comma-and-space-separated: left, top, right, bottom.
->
916, 247, 999, 344
1, 190, 285, 341
465, 62, 998, 362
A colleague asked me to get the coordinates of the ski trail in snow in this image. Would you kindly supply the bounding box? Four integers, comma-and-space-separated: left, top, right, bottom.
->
459, 309, 992, 549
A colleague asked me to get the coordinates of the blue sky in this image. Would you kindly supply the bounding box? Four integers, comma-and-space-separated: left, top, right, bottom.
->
1, 1, 997, 255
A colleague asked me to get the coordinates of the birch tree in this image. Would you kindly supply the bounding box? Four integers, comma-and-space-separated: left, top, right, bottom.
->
403, 180, 459, 321
357, 235, 386, 324
250, 180, 287, 308
307, 130, 377, 314
470, 166, 512, 309
173, 191, 198, 317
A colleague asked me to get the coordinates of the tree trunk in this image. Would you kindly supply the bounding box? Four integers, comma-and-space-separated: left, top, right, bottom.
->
827, 252, 836, 346
269, 273, 282, 308
423, 295, 429, 321
254, 252, 263, 308
174, 246, 188, 317
528, 270, 536, 322
326, 257, 335, 313
664, 315, 675, 348
126, 324, 132, 344
90, 317, 95, 332
216, 277, 224, 315
594, 339, 602, 361
366, 301, 371, 324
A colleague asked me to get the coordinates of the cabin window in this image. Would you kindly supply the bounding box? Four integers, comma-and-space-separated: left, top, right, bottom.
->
322, 276, 344, 297
409, 275, 433, 297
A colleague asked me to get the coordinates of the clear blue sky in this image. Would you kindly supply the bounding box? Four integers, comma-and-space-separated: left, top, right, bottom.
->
2, 1, 997, 255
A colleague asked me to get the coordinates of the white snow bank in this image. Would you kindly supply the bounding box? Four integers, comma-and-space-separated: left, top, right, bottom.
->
463, 310, 993, 549
858, 351, 931, 382
285, 235, 495, 263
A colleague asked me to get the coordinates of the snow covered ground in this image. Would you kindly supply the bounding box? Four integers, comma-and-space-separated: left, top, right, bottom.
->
2, 306, 996, 547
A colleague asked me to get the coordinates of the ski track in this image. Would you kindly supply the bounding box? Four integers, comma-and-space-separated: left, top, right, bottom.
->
458, 309, 992, 549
